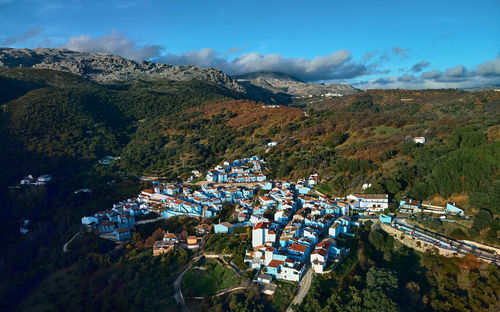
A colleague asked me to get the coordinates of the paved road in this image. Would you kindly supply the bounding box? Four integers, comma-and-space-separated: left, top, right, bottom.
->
174, 253, 204, 312
136, 217, 166, 225
286, 264, 312, 312
62, 229, 82, 253
394, 220, 498, 264
174, 266, 190, 312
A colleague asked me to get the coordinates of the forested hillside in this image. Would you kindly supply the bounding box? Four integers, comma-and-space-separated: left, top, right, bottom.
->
0, 67, 499, 311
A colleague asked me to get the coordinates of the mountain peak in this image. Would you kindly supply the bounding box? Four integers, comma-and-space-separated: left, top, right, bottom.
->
234, 71, 305, 83
233, 70, 358, 97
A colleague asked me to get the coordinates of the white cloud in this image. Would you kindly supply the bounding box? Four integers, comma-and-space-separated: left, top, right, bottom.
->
411, 61, 430, 72
62, 30, 162, 60
398, 74, 415, 82
57, 31, 500, 88
421, 70, 442, 79
477, 52, 500, 75
444, 65, 465, 77
159, 48, 368, 81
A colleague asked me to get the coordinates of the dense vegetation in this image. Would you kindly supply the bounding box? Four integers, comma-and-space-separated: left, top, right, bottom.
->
299, 222, 500, 312
0, 67, 499, 311
182, 258, 241, 297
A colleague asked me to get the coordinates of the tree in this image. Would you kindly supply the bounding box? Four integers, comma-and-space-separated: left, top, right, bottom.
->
133, 232, 142, 244
473, 209, 492, 231
365, 267, 398, 294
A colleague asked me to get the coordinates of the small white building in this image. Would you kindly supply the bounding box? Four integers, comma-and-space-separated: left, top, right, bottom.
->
347, 193, 388, 212
311, 248, 328, 273
37, 174, 52, 183
252, 221, 272, 248
413, 137, 426, 144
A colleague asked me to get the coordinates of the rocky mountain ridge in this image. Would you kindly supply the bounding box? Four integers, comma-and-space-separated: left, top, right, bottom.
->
234, 71, 358, 97
0, 47, 244, 92
0, 48, 359, 100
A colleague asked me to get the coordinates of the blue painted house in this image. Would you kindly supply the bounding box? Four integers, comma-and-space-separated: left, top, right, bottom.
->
446, 203, 465, 216
218, 173, 228, 183
114, 228, 131, 240
379, 214, 393, 224
399, 197, 422, 213
214, 222, 234, 234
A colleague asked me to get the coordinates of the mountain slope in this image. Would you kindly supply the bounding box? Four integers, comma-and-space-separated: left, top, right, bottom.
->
0, 47, 244, 92
234, 71, 358, 98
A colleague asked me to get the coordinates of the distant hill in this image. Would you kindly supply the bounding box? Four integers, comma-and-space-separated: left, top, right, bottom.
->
0, 48, 361, 104
0, 47, 244, 92
233, 71, 358, 101
464, 85, 500, 92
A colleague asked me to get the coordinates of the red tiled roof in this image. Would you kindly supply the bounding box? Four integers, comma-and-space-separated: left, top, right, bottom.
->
312, 248, 328, 256
254, 222, 270, 230
290, 243, 307, 252
267, 259, 284, 268
164, 233, 177, 239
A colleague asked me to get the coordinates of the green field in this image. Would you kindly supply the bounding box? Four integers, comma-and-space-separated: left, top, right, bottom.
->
182, 258, 241, 297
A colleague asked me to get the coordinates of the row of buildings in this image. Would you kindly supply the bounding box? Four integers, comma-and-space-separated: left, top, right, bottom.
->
242, 182, 361, 282
205, 156, 267, 183
399, 197, 465, 216
152, 232, 203, 255
81, 198, 150, 240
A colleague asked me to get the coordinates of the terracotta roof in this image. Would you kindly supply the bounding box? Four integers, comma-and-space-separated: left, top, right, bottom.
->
195, 224, 211, 230
351, 193, 388, 200
401, 197, 421, 206
259, 196, 273, 201
289, 243, 307, 252
267, 259, 284, 268
254, 222, 270, 230
164, 233, 177, 239
142, 189, 154, 194
220, 222, 233, 228
316, 241, 330, 249
312, 248, 328, 256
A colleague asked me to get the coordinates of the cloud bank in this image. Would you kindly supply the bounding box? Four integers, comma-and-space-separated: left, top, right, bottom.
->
56, 31, 500, 89
160, 48, 368, 81
355, 53, 500, 89
62, 30, 162, 60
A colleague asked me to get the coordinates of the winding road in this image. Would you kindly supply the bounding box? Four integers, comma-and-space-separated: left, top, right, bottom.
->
174, 266, 190, 312
62, 229, 81, 253
286, 264, 312, 312
174, 253, 204, 312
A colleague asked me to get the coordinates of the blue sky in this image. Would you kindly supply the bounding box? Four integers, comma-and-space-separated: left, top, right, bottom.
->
1, 0, 499, 88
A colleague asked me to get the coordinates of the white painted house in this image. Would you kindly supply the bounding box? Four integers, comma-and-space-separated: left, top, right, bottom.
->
347, 193, 389, 212
413, 137, 426, 144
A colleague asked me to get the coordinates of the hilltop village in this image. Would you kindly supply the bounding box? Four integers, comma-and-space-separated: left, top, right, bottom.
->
80, 155, 469, 286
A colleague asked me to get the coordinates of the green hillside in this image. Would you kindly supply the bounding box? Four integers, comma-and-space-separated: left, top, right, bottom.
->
0, 67, 499, 311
